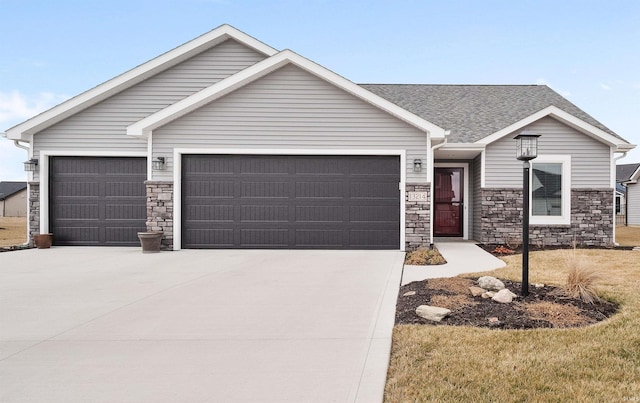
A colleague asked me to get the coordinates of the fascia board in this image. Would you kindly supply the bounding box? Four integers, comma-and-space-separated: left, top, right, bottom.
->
475, 105, 632, 150
5, 24, 278, 141
128, 49, 446, 138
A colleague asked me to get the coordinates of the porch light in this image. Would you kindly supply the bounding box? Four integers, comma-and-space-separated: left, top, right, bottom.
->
514, 130, 540, 161
23, 158, 38, 172
152, 157, 166, 170
413, 159, 422, 173
514, 131, 541, 297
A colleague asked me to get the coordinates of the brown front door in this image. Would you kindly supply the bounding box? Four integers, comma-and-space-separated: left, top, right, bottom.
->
434, 167, 463, 236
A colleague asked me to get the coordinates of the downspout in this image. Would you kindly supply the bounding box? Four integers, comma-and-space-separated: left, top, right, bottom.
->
429, 131, 450, 248
613, 151, 628, 244
13, 139, 32, 247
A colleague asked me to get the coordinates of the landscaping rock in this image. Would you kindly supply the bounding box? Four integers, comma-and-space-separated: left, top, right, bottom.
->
478, 276, 505, 291
481, 291, 496, 299
415, 305, 451, 322
492, 289, 517, 303
469, 286, 486, 297
403, 291, 416, 297
533, 283, 545, 288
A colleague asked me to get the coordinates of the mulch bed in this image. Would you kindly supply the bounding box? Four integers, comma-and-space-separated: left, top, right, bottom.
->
396, 277, 618, 329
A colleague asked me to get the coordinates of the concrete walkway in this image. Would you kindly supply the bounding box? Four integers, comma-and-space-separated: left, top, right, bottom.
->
0, 248, 404, 403
401, 242, 506, 285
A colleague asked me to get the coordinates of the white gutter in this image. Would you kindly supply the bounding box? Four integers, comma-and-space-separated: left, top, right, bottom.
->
429, 130, 450, 248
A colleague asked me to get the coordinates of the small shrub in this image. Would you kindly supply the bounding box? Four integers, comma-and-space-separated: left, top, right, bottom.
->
563, 248, 601, 304
405, 248, 447, 265
492, 245, 514, 255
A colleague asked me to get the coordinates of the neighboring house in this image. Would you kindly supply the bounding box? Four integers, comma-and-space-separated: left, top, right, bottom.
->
2, 25, 635, 249
0, 182, 27, 217
617, 163, 640, 226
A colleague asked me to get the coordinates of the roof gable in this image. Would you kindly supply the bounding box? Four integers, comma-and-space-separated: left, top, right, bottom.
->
476, 105, 631, 149
361, 84, 633, 150
5, 25, 277, 141
127, 50, 446, 138
618, 163, 640, 183
0, 182, 27, 200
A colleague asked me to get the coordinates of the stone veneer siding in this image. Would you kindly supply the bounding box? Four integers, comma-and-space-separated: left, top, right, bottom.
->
405, 184, 431, 250
480, 188, 613, 247
28, 182, 40, 246
146, 181, 174, 250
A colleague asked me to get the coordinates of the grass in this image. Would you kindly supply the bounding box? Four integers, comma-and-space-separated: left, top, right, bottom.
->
0, 217, 27, 247
616, 225, 640, 246
385, 248, 640, 402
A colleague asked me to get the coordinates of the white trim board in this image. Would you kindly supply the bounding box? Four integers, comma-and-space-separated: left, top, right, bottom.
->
37, 150, 147, 234
172, 148, 407, 251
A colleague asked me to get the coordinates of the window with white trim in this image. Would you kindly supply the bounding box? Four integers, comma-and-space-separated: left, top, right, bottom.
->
530, 155, 571, 225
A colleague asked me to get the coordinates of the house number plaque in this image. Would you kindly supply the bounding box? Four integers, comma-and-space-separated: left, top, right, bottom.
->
408, 192, 429, 202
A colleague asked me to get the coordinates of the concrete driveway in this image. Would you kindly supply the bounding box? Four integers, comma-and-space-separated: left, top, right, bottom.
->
0, 248, 404, 402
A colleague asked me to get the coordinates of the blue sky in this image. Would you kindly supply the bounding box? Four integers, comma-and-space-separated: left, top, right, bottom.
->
1, 0, 639, 180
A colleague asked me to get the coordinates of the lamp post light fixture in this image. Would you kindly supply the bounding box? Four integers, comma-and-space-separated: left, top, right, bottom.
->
23, 158, 39, 172
514, 131, 540, 297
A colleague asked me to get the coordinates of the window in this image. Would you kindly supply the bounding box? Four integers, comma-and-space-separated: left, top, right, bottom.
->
530, 155, 571, 225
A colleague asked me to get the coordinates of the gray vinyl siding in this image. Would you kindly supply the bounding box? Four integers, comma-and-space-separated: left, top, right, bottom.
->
32, 39, 267, 180
628, 183, 640, 225
484, 116, 611, 188
153, 64, 429, 182
472, 154, 482, 241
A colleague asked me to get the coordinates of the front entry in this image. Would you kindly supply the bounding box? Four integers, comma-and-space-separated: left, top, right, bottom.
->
434, 167, 464, 236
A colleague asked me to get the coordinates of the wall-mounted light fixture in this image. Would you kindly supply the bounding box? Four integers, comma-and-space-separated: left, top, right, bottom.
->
152, 157, 166, 171
413, 159, 422, 173
23, 158, 39, 172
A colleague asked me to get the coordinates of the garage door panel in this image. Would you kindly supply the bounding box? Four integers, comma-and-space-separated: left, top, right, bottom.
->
182, 155, 400, 249
295, 181, 343, 198
50, 157, 146, 246
295, 205, 344, 223
296, 230, 344, 247
241, 181, 289, 198
240, 205, 289, 222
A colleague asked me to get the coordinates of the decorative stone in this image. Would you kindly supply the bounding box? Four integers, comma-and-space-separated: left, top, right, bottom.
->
481, 291, 496, 299
533, 283, 545, 288
415, 305, 451, 322
488, 317, 500, 323
403, 291, 416, 297
492, 289, 517, 303
469, 286, 486, 297
478, 276, 505, 291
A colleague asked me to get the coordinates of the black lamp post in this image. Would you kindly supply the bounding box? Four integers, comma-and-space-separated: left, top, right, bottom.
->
514, 131, 540, 296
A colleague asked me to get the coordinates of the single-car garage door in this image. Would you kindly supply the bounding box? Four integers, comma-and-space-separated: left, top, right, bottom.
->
182, 154, 401, 249
49, 156, 147, 246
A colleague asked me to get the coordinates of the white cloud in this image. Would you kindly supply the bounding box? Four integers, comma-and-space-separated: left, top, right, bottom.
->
599, 83, 612, 91
0, 91, 68, 126
632, 82, 640, 90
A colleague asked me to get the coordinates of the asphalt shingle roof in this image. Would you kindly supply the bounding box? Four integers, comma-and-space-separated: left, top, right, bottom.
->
617, 163, 640, 183
0, 182, 27, 200
359, 84, 623, 143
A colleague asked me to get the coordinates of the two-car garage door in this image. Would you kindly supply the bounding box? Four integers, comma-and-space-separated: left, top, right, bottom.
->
182, 155, 401, 249
48, 155, 401, 249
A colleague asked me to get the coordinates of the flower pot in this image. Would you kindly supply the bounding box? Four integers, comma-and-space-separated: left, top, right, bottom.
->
137, 231, 163, 253
34, 233, 53, 249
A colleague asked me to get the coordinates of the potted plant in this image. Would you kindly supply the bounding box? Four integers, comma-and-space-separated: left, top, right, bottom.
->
137, 231, 163, 253
33, 233, 53, 249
